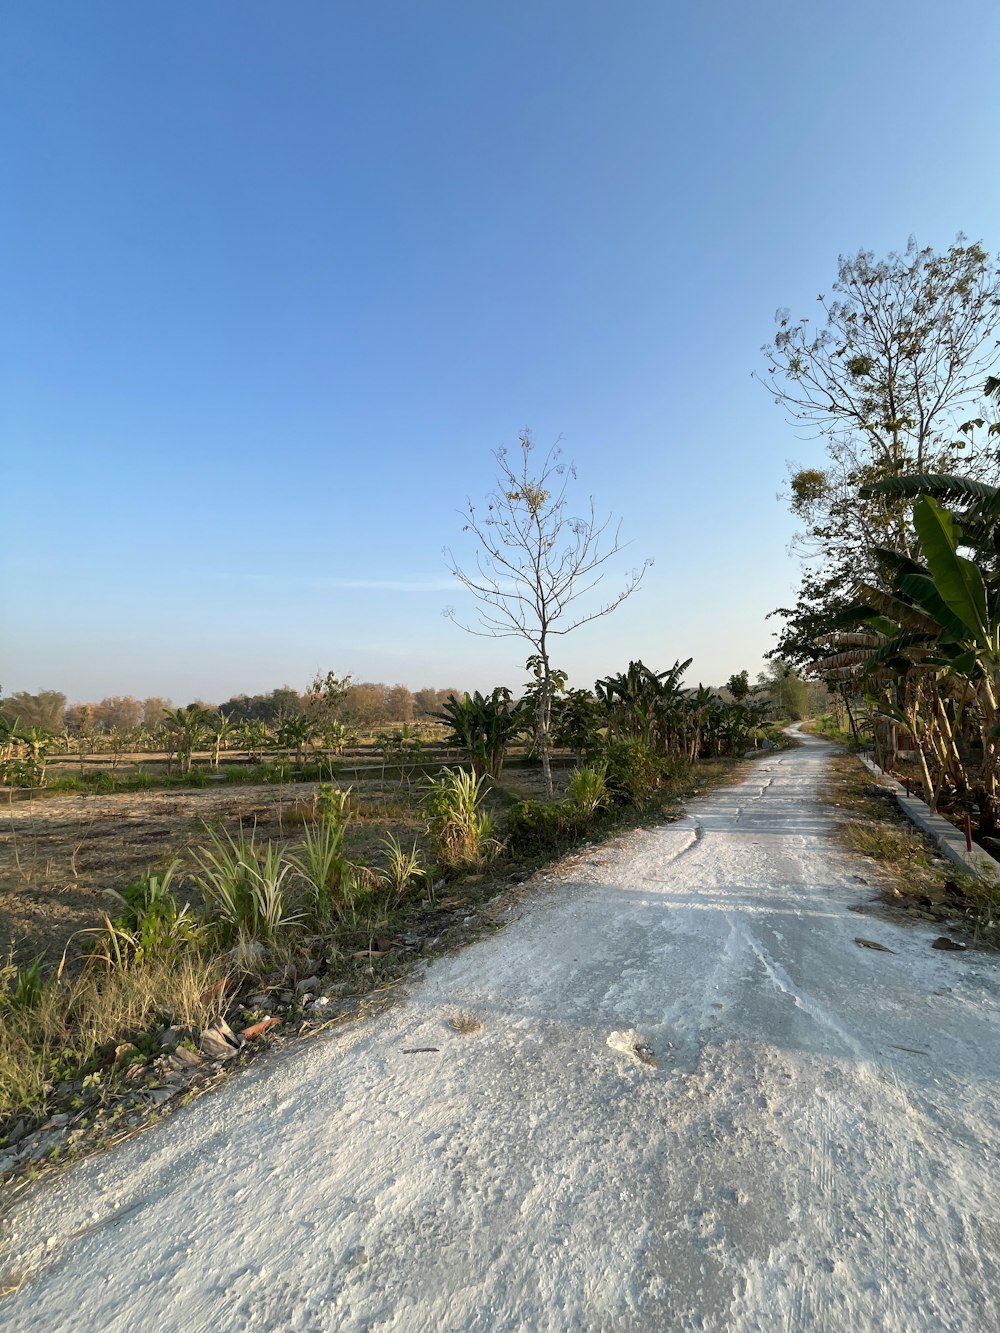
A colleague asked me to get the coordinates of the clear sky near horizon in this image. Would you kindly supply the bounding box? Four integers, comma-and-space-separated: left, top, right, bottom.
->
4, 1, 1000, 706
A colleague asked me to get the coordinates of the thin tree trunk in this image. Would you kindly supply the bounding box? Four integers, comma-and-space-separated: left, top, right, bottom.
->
841, 689, 860, 745
539, 639, 553, 799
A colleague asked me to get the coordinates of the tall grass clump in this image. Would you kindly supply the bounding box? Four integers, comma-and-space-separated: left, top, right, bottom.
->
422, 767, 500, 871
286, 817, 355, 925
378, 834, 426, 904
191, 824, 300, 944
566, 759, 610, 816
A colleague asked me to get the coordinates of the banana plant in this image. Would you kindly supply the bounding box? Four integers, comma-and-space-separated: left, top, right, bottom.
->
0, 714, 23, 765
683, 685, 718, 762
820, 489, 1000, 822
276, 714, 317, 765
595, 659, 692, 754
162, 704, 211, 776
208, 712, 238, 769
236, 718, 272, 763
901, 495, 1000, 825
433, 688, 522, 780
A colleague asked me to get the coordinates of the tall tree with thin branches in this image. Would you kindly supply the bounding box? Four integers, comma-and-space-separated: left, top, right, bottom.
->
446, 432, 651, 796
760, 235, 1000, 665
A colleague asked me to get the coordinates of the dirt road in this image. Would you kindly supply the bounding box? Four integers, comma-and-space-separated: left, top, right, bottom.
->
3, 733, 998, 1330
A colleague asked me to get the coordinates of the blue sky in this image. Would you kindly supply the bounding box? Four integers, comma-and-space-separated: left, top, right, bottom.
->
4, 1, 1000, 705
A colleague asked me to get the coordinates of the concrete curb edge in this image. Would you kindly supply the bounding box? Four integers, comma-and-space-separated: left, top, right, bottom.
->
858, 754, 1000, 881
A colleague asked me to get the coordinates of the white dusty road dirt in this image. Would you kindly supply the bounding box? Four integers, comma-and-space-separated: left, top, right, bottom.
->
2, 733, 998, 1331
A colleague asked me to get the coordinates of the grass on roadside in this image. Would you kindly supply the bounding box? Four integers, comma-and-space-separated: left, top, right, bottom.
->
841, 820, 928, 863
0, 951, 226, 1126
826, 753, 1000, 944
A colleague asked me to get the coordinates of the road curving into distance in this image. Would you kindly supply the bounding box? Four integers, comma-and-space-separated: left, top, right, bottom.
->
2, 731, 998, 1330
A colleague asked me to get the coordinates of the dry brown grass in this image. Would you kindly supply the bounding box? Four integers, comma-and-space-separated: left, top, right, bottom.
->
280, 800, 319, 827
0, 953, 227, 1125
447, 1010, 482, 1035
826, 753, 999, 943
840, 820, 927, 863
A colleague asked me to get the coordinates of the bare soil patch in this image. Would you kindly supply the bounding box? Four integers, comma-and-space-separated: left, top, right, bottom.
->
0, 783, 411, 967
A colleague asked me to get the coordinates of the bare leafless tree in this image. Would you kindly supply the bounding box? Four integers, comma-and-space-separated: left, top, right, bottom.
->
446, 432, 651, 795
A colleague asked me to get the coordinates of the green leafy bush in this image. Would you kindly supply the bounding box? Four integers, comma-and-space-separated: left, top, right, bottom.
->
505, 799, 582, 853
315, 783, 354, 822
91, 862, 203, 967
605, 739, 661, 804
0, 758, 45, 789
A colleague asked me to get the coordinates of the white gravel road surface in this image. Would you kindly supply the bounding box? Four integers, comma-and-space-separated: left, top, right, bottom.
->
2, 733, 998, 1331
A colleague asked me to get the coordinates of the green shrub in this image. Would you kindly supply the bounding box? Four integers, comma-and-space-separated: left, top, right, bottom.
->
505, 799, 583, 853
184, 767, 210, 788
0, 758, 45, 789
316, 783, 354, 822
605, 739, 661, 804
92, 862, 203, 967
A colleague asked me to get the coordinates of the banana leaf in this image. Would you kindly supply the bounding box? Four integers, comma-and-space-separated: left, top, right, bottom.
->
912, 496, 989, 642
862, 472, 1000, 512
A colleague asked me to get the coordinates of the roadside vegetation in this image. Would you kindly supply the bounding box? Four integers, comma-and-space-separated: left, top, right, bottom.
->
826, 753, 999, 946
0, 661, 793, 1179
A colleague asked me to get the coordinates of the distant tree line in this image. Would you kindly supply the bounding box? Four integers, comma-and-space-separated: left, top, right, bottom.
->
0, 682, 464, 736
